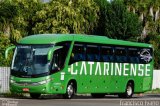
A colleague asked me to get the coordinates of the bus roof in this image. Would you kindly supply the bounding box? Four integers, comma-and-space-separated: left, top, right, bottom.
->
18, 34, 152, 48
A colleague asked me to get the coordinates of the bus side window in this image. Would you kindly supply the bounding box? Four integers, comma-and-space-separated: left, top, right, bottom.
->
115, 47, 127, 63
56, 42, 71, 53
86, 45, 100, 61
128, 48, 139, 63
100, 46, 114, 62
70, 44, 85, 64
51, 48, 65, 71
51, 42, 71, 71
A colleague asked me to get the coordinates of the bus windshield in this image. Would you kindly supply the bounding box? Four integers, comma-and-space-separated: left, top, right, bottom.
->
11, 45, 53, 78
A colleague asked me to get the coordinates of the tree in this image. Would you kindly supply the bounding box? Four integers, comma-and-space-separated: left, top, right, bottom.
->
103, 0, 142, 40
0, 34, 12, 66
144, 33, 160, 69
149, 0, 160, 21
124, 0, 160, 39
11, 0, 43, 40
146, 0, 160, 40
93, 0, 109, 35
0, 0, 18, 37
0, 0, 43, 43
124, 0, 139, 14
32, 0, 99, 34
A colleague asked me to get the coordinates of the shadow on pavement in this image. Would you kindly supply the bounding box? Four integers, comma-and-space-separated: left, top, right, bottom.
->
0, 94, 143, 100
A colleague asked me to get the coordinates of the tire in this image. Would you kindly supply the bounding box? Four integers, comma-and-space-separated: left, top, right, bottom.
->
118, 82, 134, 98
63, 82, 75, 99
30, 93, 41, 99
125, 83, 134, 98
91, 93, 105, 98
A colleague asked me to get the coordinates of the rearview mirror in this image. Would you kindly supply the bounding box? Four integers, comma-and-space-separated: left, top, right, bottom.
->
5, 46, 15, 59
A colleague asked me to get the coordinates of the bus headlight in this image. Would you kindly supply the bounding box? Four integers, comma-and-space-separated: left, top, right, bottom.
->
10, 80, 15, 84
10, 78, 52, 86
38, 78, 51, 85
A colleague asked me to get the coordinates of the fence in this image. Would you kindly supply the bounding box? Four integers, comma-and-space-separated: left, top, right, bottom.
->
0, 67, 10, 93
152, 70, 160, 89
0, 67, 160, 93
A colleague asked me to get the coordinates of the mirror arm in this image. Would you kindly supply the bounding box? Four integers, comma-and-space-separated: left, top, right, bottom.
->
5, 46, 16, 59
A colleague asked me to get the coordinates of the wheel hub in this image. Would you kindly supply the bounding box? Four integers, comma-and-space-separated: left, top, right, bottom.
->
67, 85, 74, 98
127, 86, 132, 96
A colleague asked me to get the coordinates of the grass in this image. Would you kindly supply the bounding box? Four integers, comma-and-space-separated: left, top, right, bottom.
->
145, 88, 160, 94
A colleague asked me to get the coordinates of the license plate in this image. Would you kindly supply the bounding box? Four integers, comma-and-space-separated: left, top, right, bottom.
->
23, 88, 29, 92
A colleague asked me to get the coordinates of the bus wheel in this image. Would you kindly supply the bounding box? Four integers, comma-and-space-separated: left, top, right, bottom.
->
125, 82, 133, 98
30, 93, 41, 99
118, 82, 133, 98
63, 82, 75, 99
91, 93, 105, 98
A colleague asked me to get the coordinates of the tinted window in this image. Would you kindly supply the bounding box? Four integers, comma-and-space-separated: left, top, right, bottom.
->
50, 42, 71, 73
69, 42, 153, 64
128, 48, 139, 63
115, 47, 127, 63
100, 46, 114, 62
69, 44, 85, 64
86, 45, 100, 61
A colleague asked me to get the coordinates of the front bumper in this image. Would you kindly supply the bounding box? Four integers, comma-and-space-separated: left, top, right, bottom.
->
10, 82, 66, 94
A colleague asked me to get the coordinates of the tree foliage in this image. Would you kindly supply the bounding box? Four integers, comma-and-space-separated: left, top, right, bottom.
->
11, 0, 43, 42
32, 0, 99, 34
0, 0, 19, 41
93, 0, 109, 35
143, 34, 160, 69
103, 0, 142, 40
0, 34, 12, 66
124, 0, 160, 38
0, 0, 43, 43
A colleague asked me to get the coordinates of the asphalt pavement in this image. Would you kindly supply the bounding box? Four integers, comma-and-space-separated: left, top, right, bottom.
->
0, 94, 160, 106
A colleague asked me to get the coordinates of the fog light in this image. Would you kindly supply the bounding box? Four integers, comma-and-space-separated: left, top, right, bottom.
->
42, 87, 46, 91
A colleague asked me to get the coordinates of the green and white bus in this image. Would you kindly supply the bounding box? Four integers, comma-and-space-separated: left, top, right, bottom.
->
6, 34, 153, 99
